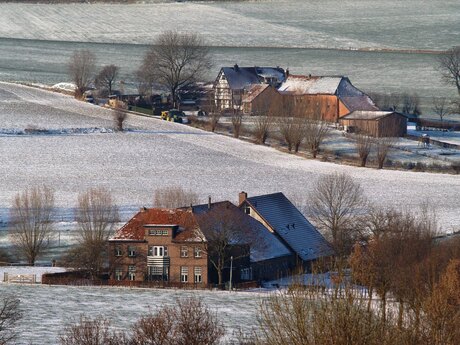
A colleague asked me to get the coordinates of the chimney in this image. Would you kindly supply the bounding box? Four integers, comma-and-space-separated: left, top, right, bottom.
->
286, 68, 290, 78
239, 191, 247, 205
233, 64, 239, 72
208, 195, 212, 210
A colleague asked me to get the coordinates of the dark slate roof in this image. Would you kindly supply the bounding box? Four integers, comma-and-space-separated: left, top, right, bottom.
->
221, 66, 286, 90
245, 193, 334, 261
189, 201, 292, 262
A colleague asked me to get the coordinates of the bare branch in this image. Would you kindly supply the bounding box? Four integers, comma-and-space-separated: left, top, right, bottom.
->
9, 185, 55, 265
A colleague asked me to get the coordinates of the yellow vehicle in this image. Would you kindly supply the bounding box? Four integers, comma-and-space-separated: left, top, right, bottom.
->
160, 109, 189, 124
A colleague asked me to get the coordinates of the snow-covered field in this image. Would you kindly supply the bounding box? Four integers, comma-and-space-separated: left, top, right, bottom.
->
0, 1, 459, 100
0, 282, 263, 344
0, 82, 459, 234
0, 0, 457, 50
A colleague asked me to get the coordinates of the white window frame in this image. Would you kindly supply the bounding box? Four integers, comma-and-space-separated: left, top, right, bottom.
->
115, 247, 122, 257
194, 267, 202, 283
194, 247, 202, 258
180, 266, 188, 283
128, 246, 136, 257
180, 246, 189, 258
115, 268, 123, 281
128, 265, 136, 281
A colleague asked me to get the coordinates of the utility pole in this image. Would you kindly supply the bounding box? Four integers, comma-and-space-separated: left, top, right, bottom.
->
229, 255, 233, 291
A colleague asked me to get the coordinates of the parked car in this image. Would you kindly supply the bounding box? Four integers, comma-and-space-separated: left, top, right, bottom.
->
160, 109, 189, 124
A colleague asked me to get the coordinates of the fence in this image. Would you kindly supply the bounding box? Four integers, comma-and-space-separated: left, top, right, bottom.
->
3, 272, 37, 284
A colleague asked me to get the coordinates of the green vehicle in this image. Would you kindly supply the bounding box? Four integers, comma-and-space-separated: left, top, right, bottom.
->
160, 109, 189, 124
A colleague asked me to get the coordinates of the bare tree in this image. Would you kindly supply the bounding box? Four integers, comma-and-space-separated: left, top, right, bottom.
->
195, 204, 252, 286
438, 46, 460, 95
68, 49, 96, 99
375, 137, 395, 169
95, 64, 119, 96
231, 112, 243, 138
113, 108, 127, 132
257, 284, 401, 345
132, 297, 224, 345
209, 111, 221, 133
0, 296, 22, 345
401, 92, 421, 115
138, 30, 212, 107
153, 186, 200, 208
169, 298, 225, 345
9, 185, 54, 265
309, 173, 367, 256
355, 133, 373, 167
67, 187, 120, 277
432, 97, 450, 130
60, 316, 128, 345
304, 120, 329, 158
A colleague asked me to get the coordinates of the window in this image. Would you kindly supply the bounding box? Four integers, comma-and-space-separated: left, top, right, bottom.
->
115, 267, 123, 281
240, 268, 252, 281
128, 246, 136, 257
149, 246, 168, 257
150, 266, 163, 275
244, 206, 250, 215
148, 229, 169, 236
181, 267, 188, 283
194, 247, 202, 258
128, 265, 136, 281
181, 246, 189, 258
194, 267, 202, 283
115, 247, 122, 257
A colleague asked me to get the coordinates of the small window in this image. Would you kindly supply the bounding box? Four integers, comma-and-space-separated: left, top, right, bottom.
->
194, 267, 202, 283
181, 246, 189, 258
194, 247, 202, 258
241, 267, 252, 281
128, 246, 136, 257
244, 206, 250, 215
128, 265, 136, 281
115, 247, 122, 257
148, 229, 169, 236
181, 266, 188, 283
115, 267, 123, 281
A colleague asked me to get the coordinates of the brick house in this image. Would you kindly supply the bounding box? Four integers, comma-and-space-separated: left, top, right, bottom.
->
109, 208, 210, 287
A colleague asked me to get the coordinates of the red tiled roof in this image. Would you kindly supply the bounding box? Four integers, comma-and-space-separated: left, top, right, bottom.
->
111, 208, 199, 241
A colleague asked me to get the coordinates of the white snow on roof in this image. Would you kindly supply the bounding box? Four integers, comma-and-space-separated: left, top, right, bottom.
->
278, 76, 342, 95
342, 110, 396, 120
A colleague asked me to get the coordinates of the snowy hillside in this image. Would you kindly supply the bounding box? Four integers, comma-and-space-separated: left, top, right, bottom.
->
0, 1, 458, 50
0, 82, 459, 233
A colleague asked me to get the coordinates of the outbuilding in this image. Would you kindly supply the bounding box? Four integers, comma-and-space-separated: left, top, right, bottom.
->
340, 110, 407, 137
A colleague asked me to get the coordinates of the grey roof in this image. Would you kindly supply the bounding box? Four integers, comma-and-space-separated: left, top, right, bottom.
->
340, 96, 379, 112
188, 201, 292, 262
341, 110, 403, 120
221, 66, 286, 90
245, 193, 334, 261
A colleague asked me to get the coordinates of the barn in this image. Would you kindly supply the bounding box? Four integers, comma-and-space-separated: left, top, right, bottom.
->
340, 111, 407, 137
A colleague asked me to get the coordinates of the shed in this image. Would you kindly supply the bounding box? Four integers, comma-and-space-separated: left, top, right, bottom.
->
340, 111, 407, 137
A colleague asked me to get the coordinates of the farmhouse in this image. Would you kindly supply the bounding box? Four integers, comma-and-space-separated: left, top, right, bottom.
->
214, 65, 286, 110
278, 75, 378, 122
340, 110, 407, 137
238, 192, 334, 269
108, 208, 211, 286
108, 199, 295, 286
